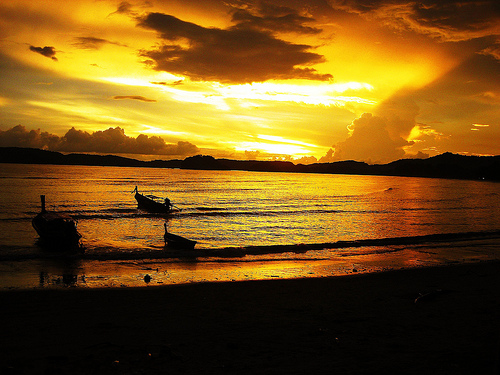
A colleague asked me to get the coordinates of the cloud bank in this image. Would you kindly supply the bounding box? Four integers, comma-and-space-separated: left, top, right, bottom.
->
320, 113, 414, 164
330, 0, 500, 42
0, 125, 199, 157
136, 5, 332, 84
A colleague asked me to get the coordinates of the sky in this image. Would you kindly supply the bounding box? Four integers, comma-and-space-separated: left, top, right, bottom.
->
0, 0, 499, 164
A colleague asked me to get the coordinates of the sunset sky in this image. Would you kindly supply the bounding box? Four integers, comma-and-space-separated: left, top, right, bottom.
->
0, 0, 499, 164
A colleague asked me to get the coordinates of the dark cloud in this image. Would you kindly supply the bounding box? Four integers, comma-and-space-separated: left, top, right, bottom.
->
397, 52, 500, 155
172, 140, 200, 156
407, 1, 499, 38
108, 1, 137, 17
320, 93, 422, 163
329, 0, 500, 42
320, 113, 412, 164
137, 12, 332, 83
150, 80, 184, 86
72, 37, 126, 50
115, 1, 135, 14
0, 125, 199, 157
112, 95, 157, 102
29, 45, 57, 61
0, 125, 60, 149
230, 2, 322, 34
375, 95, 420, 140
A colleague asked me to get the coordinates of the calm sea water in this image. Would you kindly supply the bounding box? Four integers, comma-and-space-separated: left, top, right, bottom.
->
0, 163, 499, 289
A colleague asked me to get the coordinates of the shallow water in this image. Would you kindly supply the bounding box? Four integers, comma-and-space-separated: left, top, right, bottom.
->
0, 163, 499, 289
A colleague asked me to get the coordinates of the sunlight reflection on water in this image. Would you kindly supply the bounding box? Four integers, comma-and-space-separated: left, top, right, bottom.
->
0, 164, 499, 289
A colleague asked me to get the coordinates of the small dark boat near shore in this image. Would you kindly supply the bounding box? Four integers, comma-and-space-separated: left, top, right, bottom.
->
32, 195, 82, 249
133, 186, 179, 213
164, 223, 197, 250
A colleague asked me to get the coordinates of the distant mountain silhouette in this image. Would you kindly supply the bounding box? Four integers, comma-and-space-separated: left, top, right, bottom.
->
1, 147, 498, 181
0, 147, 182, 169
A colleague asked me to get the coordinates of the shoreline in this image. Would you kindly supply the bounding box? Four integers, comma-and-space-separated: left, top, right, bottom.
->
2, 260, 500, 374
1, 229, 498, 262
1, 234, 500, 290
2, 149, 499, 181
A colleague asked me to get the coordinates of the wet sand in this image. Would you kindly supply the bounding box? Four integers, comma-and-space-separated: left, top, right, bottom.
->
1, 260, 500, 374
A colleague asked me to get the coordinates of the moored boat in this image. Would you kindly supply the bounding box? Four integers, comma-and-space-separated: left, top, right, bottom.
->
32, 195, 82, 248
164, 223, 197, 250
133, 186, 178, 213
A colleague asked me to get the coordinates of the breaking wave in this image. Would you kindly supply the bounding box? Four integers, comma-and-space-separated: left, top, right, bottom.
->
1, 230, 498, 262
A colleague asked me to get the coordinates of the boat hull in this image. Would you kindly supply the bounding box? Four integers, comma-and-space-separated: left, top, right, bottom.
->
32, 211, 82, 248
164, 232, 197, 250
135, 192, 173, 213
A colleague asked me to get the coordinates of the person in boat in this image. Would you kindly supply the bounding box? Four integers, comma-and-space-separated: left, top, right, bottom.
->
164, 197, 172, 210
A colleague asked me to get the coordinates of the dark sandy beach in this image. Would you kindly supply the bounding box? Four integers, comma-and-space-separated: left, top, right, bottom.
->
1, 260, 500, 374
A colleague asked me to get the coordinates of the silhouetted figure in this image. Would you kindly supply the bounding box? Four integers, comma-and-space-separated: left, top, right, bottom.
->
164, 198, 172, 210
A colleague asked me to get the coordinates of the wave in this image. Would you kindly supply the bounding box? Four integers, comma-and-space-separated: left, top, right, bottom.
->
0, 208, 392, 223
181, 230, 500, 259
194, 207, 226, 211
0, 176, 59, 180
1, 230, 498, 262
0, 217, 32, 222
7, 202, 491, 223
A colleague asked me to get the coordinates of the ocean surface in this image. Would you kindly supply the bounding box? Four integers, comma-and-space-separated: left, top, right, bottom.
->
0, 163, 499, 289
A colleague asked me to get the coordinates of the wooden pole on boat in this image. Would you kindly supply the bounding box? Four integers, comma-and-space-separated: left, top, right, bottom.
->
40, 195, 46, 213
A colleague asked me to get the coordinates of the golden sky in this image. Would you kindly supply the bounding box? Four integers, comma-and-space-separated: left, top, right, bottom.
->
0, 0, 499, 163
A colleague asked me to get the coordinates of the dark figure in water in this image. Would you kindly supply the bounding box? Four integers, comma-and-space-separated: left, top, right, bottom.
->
164, 198, 172, 210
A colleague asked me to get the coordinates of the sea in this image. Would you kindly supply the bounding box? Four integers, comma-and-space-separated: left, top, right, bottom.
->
0, 163, 499, 290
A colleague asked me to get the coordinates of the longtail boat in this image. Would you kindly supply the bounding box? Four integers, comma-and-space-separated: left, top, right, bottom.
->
133, 186, 179, 213
163, 223, 197, 250
32, 195, 82, 248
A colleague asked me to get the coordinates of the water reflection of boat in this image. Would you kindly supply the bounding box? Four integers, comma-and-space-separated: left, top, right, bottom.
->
164, 223, 197, 250
133, 186, 178, 213
32, 195, 82, 248
39, 272, 79, 287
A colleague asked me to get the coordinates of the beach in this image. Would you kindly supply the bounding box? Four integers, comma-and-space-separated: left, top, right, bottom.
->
1, 260, 499, 374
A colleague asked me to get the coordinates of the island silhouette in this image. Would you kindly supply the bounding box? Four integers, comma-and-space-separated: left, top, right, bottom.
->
1, 147, 498, 181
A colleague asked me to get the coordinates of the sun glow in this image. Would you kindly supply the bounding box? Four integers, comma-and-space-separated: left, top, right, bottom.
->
217, 81, 376, 107
101, 77, 160, 88
231, 133, 323, 157
235, 142, 314, 156
257, 134, 317, 148
139, 125, 188, 137
101, 76, 376, 110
